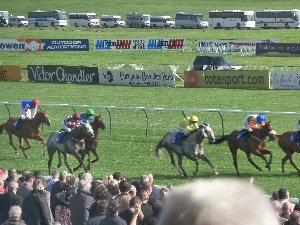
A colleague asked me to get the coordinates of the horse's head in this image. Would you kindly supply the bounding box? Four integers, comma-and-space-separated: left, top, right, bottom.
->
92, 116, 106, 130
35, 111, 51, 126
199, 123, 216, 144
261, 121, 277, 141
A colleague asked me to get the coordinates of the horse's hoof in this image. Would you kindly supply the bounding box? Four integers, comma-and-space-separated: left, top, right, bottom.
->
214, 171, 219, 175
15, 152, 19, 155
25, 156, 29, 159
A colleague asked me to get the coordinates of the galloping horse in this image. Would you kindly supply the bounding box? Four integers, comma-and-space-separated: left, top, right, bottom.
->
155, 123, 218, 178
0, 111, 51, 159
216, 122, 277, 176
44, 123, 94, 175
278, 131, 300, 175
73, 115, 106, 171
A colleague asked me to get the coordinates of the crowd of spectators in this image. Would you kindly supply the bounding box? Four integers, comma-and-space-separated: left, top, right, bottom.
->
0, 168, 299, 225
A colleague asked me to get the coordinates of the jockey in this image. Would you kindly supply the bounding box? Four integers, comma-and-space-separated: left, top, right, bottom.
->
80, 108, 95, 124
294, 120, 300, 143
172, 115, 199, 144
20, 98, 40, 119
238, 113, 267, 139
63, 113, 81, 132
15, 98, 40, 128
56, 113, 81, 144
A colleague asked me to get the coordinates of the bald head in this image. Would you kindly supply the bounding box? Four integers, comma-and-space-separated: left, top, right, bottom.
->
157, 179, 279, 225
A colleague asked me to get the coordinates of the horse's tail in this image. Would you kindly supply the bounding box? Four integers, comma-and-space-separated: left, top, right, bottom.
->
0, 123, 5, 134
211, 135, 229, 144
155, 139, 164, 160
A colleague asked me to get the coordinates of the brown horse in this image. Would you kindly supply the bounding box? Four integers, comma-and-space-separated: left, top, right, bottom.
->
215, 122, 277, 176
0, 111, 51, 159
278, 131, 300, 174
73, 115, 106, 171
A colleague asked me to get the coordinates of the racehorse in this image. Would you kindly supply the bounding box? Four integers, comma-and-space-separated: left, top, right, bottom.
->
44, 123, 94, 175
215, 122, 277, 176
73, 115, 106, 171
155, 123, 218, 178
0, 111, 51, 159
278, 131, 300, 175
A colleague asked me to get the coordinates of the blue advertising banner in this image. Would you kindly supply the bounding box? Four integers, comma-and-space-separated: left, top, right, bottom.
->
43, 39, 89, 51
256, 43, 300, 55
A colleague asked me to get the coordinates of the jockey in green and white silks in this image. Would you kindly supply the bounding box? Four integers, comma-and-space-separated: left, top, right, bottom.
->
80, 108, 95, 124
173, 115, 199, 145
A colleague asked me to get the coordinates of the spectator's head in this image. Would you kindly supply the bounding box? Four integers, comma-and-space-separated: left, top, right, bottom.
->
294, 203, 300, 212
66, 174, 76, 186
278, 187, 289, 200
290, 210, 300, 225
8, 205, 22, 219
33, 170, 45, 184
81, 172, 93, 185
24, 173, 34, 185
159, 188, 170, 202
94, 186, 110, 201
129, 185, 137, 197
271, 191, 279, 201
51, 170, 60, 179
33, 179, 44, 192
108, 184, 120, 196
157, 179, 280, 225
282, 201, 292, 213
59, 170, 68, 181
146, 173, 154, 184
113, 171, 122, 182
8, 169, 18, 182
119, 180, 131, 193
78, 179, 89, 190
90, 180, 102, 198
129, 196, 141, 208
8, 181, 18, 192
140, 175, 150, 186
140, 190, 150, 203
107, 200, 119, 215
97, 199, 109, 213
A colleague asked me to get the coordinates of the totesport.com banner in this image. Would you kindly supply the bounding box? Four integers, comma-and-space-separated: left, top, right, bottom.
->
184, 70, 270, 89
94, 38, 187, 51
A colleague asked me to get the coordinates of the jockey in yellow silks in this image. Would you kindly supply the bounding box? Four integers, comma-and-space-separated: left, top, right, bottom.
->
173, 115, 199, 144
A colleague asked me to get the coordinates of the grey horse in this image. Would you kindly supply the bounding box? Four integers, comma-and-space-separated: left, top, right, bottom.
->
155, 123, 218, 178
44, 123, 94, 175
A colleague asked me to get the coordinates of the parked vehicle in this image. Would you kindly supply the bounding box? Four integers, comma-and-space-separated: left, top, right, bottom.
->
0, 11, 9, 26
192, 56, 243, 71
175, 12, 208, 28
256, 9, 300, 29
126, 13, 150, 28
209, 10, 255, 29
100, 15, 125, 27
69, 12, 99, 27
28, 10, 67, 27
8, 16, 28, 27
150, 16, 175, 28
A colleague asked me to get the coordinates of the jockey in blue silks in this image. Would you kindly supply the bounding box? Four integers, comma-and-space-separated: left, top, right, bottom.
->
173, 115, 199, 145
80, 108, 95, 124
16, 98, 40, 128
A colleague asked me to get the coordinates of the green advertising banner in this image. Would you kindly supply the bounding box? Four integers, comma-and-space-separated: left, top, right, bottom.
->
184, 70, 270, 89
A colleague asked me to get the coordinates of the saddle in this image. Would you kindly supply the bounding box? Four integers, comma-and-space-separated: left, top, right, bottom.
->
172, 132, 185, 145
55, 131, 70, 144
290, 131, 300, 143
14, 118, 25, 129
236, 129, 251, 142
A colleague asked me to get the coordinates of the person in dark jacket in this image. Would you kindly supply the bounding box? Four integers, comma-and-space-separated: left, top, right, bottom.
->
70, 179, 95, 225
0, 181, 23, 224
22, 179, 52, 225
99, 200, 127, 225
0, 205, 26, 225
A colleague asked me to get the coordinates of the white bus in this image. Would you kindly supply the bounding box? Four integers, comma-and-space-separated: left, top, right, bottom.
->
209, 10, 255, 29
28, 10, 68, 27
101, 15, 125, 27
175, 12, 208, 29
150, 16, 175, 28
0, 11, 9, 25
126, 13, 150, 28
69, 13, 99, 27
256, 9, 300, 29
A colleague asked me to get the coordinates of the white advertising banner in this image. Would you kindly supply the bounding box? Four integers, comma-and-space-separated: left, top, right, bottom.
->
94, 38, 187, 51
196, 39, 279, 54
272, 71, 300, 89
98, 70, 176, 87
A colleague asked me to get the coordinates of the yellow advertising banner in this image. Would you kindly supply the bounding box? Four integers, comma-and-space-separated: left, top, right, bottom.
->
0, 65, 22, 81
184, 70, 270, 89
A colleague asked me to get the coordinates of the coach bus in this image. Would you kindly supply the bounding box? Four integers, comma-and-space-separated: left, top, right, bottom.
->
69, 12, 99, 27
209, 10, 255, 29
28, 10, 68, 27
255, 9, 300, 29
175, 12, 208, 29
126, 13, 150, 28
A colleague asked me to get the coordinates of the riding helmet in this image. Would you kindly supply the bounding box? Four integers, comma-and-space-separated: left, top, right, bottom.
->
257, 114, 267, 123
73, 113, 81, 121
86, 108, 95, 115
190, 115, 199, 122
32, 98, 40, 106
